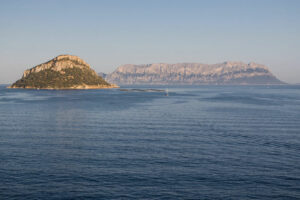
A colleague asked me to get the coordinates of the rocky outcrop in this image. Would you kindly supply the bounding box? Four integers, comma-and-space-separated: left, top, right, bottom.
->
9, 55, 118, 89
21, 55, 92, 78
105, 62, 283, 85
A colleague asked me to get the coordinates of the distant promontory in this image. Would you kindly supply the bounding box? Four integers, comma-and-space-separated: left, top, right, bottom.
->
9, 55, 118, 89
102, 62, 284, 85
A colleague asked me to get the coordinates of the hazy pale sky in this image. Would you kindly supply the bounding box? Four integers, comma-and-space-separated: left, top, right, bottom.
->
0, 0, 299, 84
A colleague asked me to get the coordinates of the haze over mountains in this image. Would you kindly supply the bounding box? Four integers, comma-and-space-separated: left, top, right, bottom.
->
100, 62, 284, 85
8, 56, 284, 88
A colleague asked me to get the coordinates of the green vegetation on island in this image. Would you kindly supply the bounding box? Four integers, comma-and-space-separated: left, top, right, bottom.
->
9, 55, 118, 89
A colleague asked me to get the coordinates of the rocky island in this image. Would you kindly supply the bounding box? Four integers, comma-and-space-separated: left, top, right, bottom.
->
9, 55, 118, 89
103, 62, 284, 85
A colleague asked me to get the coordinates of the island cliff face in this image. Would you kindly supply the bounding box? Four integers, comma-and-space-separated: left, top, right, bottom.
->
104, 62, 283, 85
9, 55, 118, 89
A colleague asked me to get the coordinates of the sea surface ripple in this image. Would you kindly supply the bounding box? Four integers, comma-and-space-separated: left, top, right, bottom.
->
0, 85, 300, 199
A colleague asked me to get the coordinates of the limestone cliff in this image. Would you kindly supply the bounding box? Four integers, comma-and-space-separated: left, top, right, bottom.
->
104, 62, 283, 85
9, 55, 118, 89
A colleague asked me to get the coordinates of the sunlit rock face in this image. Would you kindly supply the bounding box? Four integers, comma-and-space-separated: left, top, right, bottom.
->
10, 55, 118, 89
21, 55, 92, 78
105, 62, 283, 85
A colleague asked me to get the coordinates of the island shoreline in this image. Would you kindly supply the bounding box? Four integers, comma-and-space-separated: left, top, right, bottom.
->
7, 84, 119, 90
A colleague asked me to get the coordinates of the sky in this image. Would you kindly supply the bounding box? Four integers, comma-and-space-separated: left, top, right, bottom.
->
0, 0, 299, 84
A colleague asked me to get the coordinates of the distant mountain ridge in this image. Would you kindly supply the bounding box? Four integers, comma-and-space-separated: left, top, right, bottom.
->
101, 61, 283, 85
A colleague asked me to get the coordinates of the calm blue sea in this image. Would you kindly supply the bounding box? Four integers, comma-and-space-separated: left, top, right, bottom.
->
0, 85, 300, 200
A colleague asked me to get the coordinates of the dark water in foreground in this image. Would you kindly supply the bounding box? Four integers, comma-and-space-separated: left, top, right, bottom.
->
0, 85, 300, 199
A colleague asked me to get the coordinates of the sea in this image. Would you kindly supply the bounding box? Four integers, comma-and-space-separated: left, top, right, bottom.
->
0, 84, 300, 200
